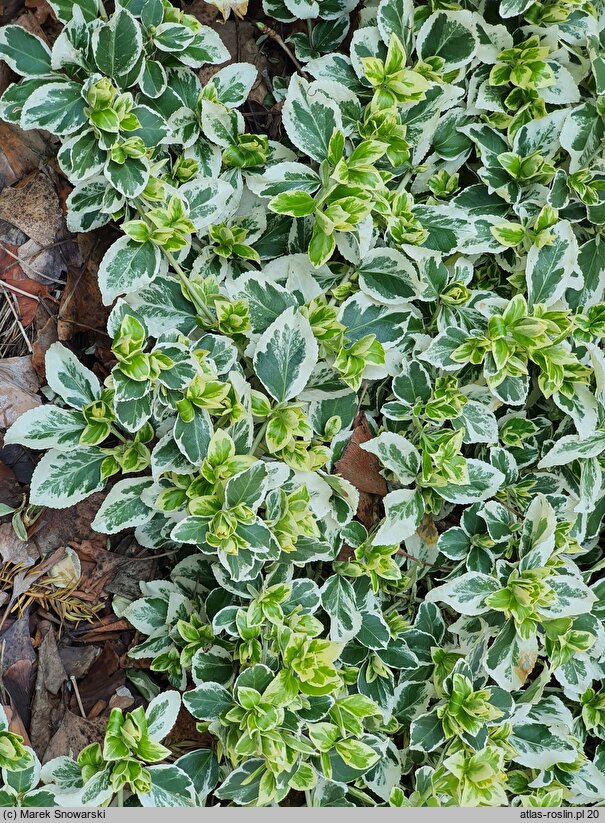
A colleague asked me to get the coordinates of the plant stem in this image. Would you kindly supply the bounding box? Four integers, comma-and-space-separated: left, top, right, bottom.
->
110, 425, 127, 444
255, 22, 307, 76
250, 420, 269, 456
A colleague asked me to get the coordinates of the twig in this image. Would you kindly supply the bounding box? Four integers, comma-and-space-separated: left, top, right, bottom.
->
70, 675, 87, 719
396, 547, 449, 569
0, 289, 32, 353
57, 317, 111, 338
0, 242, 66, 286
0, 278, 53, 308
255, 22, 307, 76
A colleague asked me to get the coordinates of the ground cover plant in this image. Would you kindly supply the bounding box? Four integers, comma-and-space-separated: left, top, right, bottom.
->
0, 0, 604, 807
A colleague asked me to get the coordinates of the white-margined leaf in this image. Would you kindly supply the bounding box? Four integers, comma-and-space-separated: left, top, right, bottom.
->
174, 408, 213, 465
104, 156, 149, 199
180, 178, 232, 230
4, 404, 85, 450
560, 102, 605, 173
416, 11, 478, 71
92, 8, 142, 77
435, 459, 504, 504
91, 478, 153, 534
45, 341, 100, 408
183, 682, 233, 720
145, 691, 181, 742
29, 448, 106, 508
58, 130, 105, 182
320, 574, 362, 643
357, 248, 421, 304
206, 62, 258, 108
538, 431, 605, 468
247, 162, 321, 198
282, 75, 343, 163
526, 221, 579, 308
372, 488, 424, 546
66, 177, 113, 233
253, 306, 318, 402
0, 26, 52, 77
20, 81, 86, 135
47, 0, 100, 22
98, 237, 162, 305
510, 723, 577, 770
425, 571, 501, 616
139, 766, 195, 808
361, 432, 420, 485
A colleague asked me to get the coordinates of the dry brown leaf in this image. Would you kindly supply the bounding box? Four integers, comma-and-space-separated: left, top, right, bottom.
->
0, 355, 41, 429
0, 241, 50, 326
30, 627, 68, 755
416, 514, 439, 545
40, 627, 68, 695
0, 522, 39, 566
0, 123, 49, 190
12, 12, 50, 41
24, 0, 53, 26
31, 312, 58, 381
74, 642, 125, 715
31, 493, 106, 554
0, 173, 63, 248
42, 710, 106, 764
0, 459, 22, 508
57, 234, 109, 342
1, 615, 36, 728
334, 413, 387, 496
59, 645, 100, 680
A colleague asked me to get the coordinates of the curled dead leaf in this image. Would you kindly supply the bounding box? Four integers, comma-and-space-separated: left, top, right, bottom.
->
334, 412, 387, 496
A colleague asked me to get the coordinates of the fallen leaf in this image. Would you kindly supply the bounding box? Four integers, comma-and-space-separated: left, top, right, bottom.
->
40, 627, 68, 695
30, 312, 58, 381
87, 700, 107, 719
167, 706, 214, 750
0, 240, 50, 326
59, 645, 100, 680
356, 491, 382, 531
0, 172, 71, 308
0, 522, 39, 566
57, 234, 109, 342
0, 615, 36, 728
75, 617, 131, 643
0, 173, 63, 248
11, 12, 50, 42
0, 436, 37, 484
0, 459, 22, 508
0, 123, 50, 190
30, 627, 67, 756
0, 355, 40, 429
334, 412, 387, 496
50, 546, 81, 588
185, 0, 219, 25
42, 710, 106, 764
31, 493, 107, 554
107, 686, 134, 712
24, 0, 53, 26
73, 642, 125, 715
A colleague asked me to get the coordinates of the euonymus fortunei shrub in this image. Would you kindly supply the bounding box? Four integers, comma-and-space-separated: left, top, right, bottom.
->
1, 0, 605, 807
